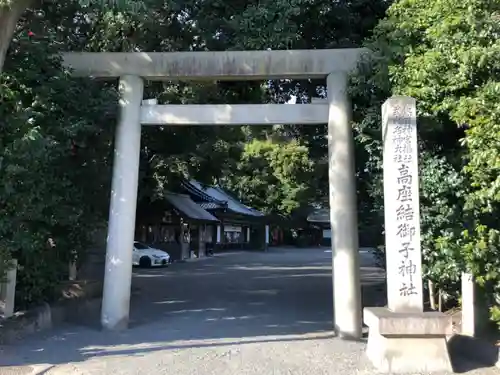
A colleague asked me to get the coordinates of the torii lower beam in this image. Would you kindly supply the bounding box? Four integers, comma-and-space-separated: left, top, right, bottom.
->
62, 49, 366, 340
140, 104, 329, 125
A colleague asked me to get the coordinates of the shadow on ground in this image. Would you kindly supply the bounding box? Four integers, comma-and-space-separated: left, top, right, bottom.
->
0, 248, 495, 374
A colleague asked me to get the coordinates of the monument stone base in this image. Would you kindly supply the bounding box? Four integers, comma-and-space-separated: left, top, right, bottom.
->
364, 307, 453, 373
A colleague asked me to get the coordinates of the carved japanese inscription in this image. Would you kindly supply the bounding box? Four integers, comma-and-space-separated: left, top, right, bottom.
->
382, 96, 424, 313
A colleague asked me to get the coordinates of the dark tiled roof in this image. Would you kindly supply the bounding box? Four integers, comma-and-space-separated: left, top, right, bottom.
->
164, 193, 219, 222
187, 180, 264, 217
198, 202, 223, 210
181, 180, 226, 205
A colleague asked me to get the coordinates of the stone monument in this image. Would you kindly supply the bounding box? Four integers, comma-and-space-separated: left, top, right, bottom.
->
363, 96, 453, 373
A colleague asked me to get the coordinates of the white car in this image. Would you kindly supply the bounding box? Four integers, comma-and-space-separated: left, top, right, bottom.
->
133, 241, 171, 267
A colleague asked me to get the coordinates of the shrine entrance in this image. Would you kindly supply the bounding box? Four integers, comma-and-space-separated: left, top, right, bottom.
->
62, 48, 368, 339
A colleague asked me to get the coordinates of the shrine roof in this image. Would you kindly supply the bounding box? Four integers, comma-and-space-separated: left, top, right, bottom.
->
164, 192, 219, 223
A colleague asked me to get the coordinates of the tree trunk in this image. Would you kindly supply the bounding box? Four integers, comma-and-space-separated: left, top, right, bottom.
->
0, 1, 32, 74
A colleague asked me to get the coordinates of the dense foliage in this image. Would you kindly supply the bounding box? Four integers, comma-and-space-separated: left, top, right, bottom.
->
3, 0, 387, 307
2, 0, 500, 328
350, 0, 500, 323
0, 22, 116, 305
221, 138, 315, 215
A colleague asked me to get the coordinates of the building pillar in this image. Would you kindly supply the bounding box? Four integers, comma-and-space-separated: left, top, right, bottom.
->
216, 225, 222, 243
68, 260, 77, 281
265, 224, 270, 250
181, 221, 190, 259
327, 72, 362, 339
0, 259, 17, 318
247, 227, 251, 243
101, 75, 143, 331
198, 225, 206, 257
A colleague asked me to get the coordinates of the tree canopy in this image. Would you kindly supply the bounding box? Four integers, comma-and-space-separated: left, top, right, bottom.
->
2, 0, 500, 327
221, 138, 315, 216
0, 0, 389, 307
350, 0, 500, 323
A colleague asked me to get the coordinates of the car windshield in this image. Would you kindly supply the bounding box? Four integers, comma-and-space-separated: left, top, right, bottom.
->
134, 242, 149, 250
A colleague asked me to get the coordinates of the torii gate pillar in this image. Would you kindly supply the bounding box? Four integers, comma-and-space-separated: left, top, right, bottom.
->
327, 73, 362, 339
63, 49, 366, 337
101, 75, 143, 330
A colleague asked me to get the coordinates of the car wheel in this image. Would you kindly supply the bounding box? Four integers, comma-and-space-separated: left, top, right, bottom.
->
139, 256, 152, 268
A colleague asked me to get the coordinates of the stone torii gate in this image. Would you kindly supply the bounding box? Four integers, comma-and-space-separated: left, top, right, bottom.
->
62, 48, 367, 339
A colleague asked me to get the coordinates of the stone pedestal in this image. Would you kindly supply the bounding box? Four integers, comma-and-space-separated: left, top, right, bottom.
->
461, 272, 490, 337
364, 307, 453, 373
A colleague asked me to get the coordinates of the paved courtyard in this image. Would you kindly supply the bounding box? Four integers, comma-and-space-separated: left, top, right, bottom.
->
0, 247, 498, 375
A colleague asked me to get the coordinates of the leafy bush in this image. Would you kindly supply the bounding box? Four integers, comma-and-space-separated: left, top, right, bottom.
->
0, 26, 115, 308
350, 0, 500, 324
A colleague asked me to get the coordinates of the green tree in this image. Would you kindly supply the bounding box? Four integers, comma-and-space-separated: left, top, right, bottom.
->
221, 138, 315, 216
0, 0, 391, 307
0, 15, 117, 306
351, 0, 500, 320
419, 153, 466, 300
0, 0, 146, 73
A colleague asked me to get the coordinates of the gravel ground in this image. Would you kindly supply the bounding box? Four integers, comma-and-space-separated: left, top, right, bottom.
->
0, 247, 498, 375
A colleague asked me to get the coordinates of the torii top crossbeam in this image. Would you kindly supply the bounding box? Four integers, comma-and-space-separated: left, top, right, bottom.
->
62, 48, 367, 80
